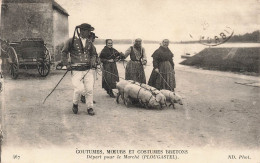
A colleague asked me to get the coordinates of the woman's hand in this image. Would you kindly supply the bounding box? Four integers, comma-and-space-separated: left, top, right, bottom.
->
154, 68, 159, 73
107, 59, 114, 62
119, 52, 125, 60
141, 60, 147, 65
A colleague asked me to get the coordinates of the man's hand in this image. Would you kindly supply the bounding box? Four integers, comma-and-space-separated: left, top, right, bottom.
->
154, 68, 159, 73
66, 64, 72, 71
56, 62, 64, 70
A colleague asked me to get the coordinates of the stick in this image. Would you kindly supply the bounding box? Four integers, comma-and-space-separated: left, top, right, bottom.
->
42, 70, 69, 104
158, 72, 174, 91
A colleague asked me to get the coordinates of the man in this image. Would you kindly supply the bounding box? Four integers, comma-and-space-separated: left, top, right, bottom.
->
80, 32, 98, 104
61, 23, 99, 115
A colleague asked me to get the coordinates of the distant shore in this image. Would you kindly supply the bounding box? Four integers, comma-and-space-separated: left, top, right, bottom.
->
180, 47, 260, 76
93, 30, 259, 45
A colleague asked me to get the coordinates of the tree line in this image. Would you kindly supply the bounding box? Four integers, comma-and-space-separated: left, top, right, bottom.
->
228, 30, 259, 42
180, 30, 260, 44
93, 30, 259, 45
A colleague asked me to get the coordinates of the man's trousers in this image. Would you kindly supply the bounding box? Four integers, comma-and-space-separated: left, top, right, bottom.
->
71, 69, 95, 108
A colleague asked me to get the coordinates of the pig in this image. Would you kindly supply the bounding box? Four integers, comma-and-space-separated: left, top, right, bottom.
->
116, 80, 135, 104
123, 84, 161, 109
134, 82, 167, 108
139, 83, 166, 108
160, 89, 183, 109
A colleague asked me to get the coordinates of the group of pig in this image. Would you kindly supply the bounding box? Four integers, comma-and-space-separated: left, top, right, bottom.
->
116, 80, 183, 109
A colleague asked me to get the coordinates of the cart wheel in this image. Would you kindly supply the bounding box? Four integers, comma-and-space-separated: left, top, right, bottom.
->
10, 63, 19, 79
38, 62, 50, 77
38, 46, 51, 77
7, 47, 19, 79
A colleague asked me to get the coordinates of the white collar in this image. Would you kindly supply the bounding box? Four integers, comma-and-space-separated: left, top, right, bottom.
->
80, 37, 86, 41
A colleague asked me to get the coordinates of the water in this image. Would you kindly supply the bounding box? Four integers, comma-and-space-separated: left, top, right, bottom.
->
95, 43, 260, 67
95, 43, 205, 68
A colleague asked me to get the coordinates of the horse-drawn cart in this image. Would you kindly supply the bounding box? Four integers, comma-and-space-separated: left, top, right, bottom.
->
1, 38, 51, 79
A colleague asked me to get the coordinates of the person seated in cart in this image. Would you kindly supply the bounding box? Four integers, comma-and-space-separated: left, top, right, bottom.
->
61, 23, 100, 115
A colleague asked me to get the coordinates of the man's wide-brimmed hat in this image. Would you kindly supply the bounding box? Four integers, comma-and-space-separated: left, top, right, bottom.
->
77, 23, 94, 31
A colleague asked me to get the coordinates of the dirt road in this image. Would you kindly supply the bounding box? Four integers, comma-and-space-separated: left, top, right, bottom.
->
1, 63, 259, 162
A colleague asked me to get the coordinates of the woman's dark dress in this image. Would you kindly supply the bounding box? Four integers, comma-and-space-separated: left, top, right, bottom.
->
99, 46, 120, 91
148, 46, 176, 90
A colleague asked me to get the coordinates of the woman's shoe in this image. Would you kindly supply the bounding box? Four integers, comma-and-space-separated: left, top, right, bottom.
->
72, 104, 78, 114
109, 91, 116, 98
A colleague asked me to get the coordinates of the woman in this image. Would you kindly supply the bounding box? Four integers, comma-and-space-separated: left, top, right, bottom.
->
100, 39, 123, 97
124, 38, 147, 83
148, 39, 176, 91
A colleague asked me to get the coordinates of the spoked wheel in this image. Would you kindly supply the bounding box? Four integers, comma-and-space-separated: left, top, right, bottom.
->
7, 47, 19, 79
10, 63, 19, 79
37, 46, 51, 77
0, 72, 3, 93
38, 62, 50, 77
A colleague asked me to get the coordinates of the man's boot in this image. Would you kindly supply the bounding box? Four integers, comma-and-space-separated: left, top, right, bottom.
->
87, 108, 95, 116
72, 104, 78, 114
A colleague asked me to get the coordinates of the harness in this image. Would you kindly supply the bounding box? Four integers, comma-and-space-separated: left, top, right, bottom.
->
166, 91, 176, 107
158, 72, 174, 91
130, 46, 143, 62
71, 27, 92, 54
147, 94, 154, 105
135, 84, 160, 106
139, 83, 159, 97
136, 87, 142, 99
69, 26, 98, 72
107, 49, 117, 61
97, 67, 161, 106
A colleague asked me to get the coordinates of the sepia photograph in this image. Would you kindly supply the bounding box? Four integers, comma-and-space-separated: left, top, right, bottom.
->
0, 0, 259, 162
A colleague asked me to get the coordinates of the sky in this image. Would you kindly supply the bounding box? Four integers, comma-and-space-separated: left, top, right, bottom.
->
5, 0, 260, 42
55, 0, 259, 41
